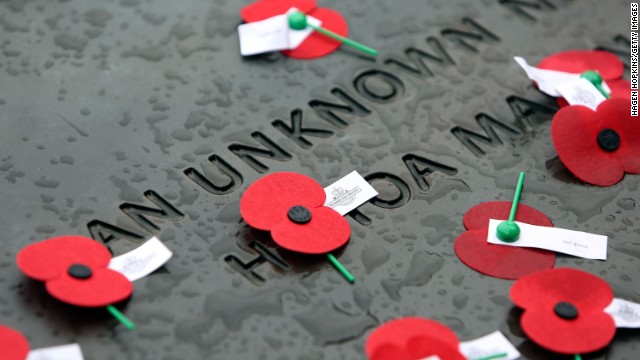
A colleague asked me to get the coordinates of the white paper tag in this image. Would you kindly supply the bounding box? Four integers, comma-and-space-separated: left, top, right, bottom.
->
27, 344, 84, 360
606, 298, 640, 328
514, 56, 580, 97
419, 356, 441, 360
323, 171, 379, 216
459, 331, 520, 360
238, 8, 320, 56
487, 219, 608, 260
238, 15, 290, 56
108, 237, 173, 282
555, 78, 607, 110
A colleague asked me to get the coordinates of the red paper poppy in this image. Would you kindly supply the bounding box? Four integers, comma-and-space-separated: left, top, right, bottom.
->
241, 0, 348, 59
0, 325, 30, 360
510, 268, 616, 354
537, 50, 630, 107
453, 201, 555, 280
240, 172, 350, 254
551, 98, 640, 186
365, 317, 465, 360
17, 235, 133, 307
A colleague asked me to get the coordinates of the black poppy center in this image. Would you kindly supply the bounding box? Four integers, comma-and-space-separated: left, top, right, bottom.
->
554, 301, 578, 320
288, 205, 312, 224
597, 128, 620, 152
68, 264, 93, 279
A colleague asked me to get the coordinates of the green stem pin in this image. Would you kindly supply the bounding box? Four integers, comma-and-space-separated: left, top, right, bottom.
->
327, 253, 355, 283
288, 11, 378, 57
581, 70, 610, 99
496, 172, 526, 243
106, 305, 136, 330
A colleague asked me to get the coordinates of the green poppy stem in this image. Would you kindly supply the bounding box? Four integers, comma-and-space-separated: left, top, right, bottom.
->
471, 352, 508, 360
326, 253, 355, 283
106, 305, 135, 330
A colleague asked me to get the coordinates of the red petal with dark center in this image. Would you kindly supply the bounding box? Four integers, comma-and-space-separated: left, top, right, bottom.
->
0, 325, 30, 360
366, 317, 462, 360
240, 0, 317, 22
46, 268, 133, 307
240, 172, 326, 231
537, 50, 624, 80
455, 201, 555, 280
551, 100, 626, 186
510, 268, 616, 354
282, 7, 348, 59
17, 236, 112, 281
270, 206, 350, 254
601, 99, 640, 174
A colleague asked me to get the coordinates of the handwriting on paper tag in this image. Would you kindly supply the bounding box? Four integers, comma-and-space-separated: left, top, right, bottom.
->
27, 344, 84, 360
108, 237, 172, 282
606, 298, 640, 328
514, 56, 580, 97
555, 78, 607, 110
237, 8, 320, 56
324, 171, 378, 216
487, 219, 608, 260
459, 331, 520, 360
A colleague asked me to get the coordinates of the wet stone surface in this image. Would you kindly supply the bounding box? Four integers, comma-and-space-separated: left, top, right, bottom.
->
0, 0, 638, 359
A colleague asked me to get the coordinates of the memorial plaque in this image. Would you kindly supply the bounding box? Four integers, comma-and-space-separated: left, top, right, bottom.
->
0, 0, 637, 359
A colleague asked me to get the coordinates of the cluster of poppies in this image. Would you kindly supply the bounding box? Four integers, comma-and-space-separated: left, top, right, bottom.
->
539, 50, 639, 186
366, 268, 619, 359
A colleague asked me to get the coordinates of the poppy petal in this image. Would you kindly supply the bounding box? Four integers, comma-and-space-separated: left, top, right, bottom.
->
537, 50, 624, 80
270, 206, 350, 254
454, 229, 555, 280
365, 317, 461, 360
240, 172, 326, 231
463, 201, 553, 230
510, 268, 614, 310
369, 344, 414, 360
520, 308, 616, 354
17, 236, 112, 281
551, 103, 625, 186
601, 99, 640, 174
557, 79, 631, 107
240, 0, 317, 22
511, 268, 616, 354
281, 7, 348, 59
46, 268, 133, 307
0, 325, 30, 360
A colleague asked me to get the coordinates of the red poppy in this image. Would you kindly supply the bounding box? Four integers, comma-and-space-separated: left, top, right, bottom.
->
17, 236, 133, 307
0, 325, 30, 360
365, 317, 465, 360
537, 50, 630, 107
240, 172, 350, 254
510, 268, 616, 354
453, 201, 555, 280
551, 98, 640, 186
241, 0, 348, 59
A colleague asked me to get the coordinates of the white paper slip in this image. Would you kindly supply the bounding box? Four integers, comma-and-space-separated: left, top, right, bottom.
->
555, 78, 607, 110
324, 171, 379, 216
238, 8, 320, 56
27, 344, 84, 360
108, 237, 173, 282
606, 298, 640, 328
419, 356, 441, 360
238, 15, 290, 56
514, 56, 580, 97
459, 331, 520, 360
487, 219, 608, 260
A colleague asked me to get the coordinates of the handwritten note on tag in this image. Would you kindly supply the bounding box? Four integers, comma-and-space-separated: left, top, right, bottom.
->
108, 237, 172, 282
487, 219, 608, 260
459, 331, 520, 360
237, 8, 321, 56
324, 171, 378, 216
555, 78, 607, 110
606, 298, 640, 328
27, 344, 84, 360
